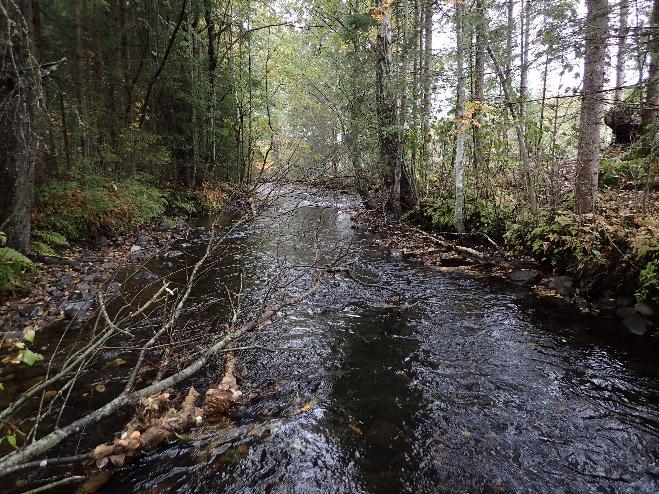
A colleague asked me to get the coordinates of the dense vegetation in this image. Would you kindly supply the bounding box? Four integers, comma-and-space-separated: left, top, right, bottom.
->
1, 0, 657, 303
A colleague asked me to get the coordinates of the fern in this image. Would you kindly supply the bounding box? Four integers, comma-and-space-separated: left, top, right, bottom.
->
33, 230, 69, 247
31, 241, 57, 258
0, 247, 37, 292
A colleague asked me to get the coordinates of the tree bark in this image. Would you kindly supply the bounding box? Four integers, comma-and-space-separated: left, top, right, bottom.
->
0, 0, 38, 252
421, 0, 433, 171
472, 0, 486, 174
454, 3, 466, 233
574, 0, 608, 214
375, 1, 403, 216
614, 0, 629, 104
642, 0, 659, 128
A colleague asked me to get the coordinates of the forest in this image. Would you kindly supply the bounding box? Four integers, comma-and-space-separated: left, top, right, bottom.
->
0, 0, 658, 492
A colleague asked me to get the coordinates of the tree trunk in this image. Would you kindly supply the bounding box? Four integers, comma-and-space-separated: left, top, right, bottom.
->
0, 0, 38, 252
487, 46, 538, 212
614, 0, 629, 104
574, 0, 608, 214
472, 0, 486, 175
73, 0, 86, 156
421, 0, 433, 171
375, 0, 403, 216
454, 3, 466, 233
642, 0, 659, 128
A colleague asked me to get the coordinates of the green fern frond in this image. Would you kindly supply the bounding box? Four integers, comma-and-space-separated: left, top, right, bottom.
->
33, 230, 69, 247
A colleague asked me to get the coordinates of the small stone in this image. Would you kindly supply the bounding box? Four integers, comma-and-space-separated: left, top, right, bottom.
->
18, 305, 39, 318
101, 262, 118, 270
106, 282, 121, 295
98, 236, 109, 247
390, 248, 403, 259
166, 250, 183, 258
135, 234, 150, 246
62, 301, 88, 320
130, 245, 142, 253
133, 270, 158, 282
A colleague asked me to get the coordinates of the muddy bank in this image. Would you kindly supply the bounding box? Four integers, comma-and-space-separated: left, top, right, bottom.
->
0, 217, 197, 339
351, 209, 657, 337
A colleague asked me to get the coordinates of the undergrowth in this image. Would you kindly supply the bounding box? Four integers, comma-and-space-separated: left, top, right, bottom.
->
0, 232, 37, 292
34, 174, 167, 241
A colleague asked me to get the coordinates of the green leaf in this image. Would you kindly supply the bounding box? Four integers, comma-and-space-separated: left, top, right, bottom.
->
23, 329, 35, 344
7, 435, 16, 449
21, 349, 44, 366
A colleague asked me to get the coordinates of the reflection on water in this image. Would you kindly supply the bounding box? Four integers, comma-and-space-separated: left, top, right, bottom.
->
98, 187, 658, 493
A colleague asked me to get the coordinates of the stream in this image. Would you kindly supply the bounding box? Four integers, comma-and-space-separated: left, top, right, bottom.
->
15, 186, 659, 493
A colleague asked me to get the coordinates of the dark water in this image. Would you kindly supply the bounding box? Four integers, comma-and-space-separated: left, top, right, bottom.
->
93, 187, 658, 493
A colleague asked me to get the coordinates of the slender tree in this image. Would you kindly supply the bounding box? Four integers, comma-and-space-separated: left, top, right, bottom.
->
574, 0, 609, 214
454, 1, 466, 233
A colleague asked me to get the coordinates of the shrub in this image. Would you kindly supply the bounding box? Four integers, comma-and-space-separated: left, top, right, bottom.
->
425, 195, 514, 238
636, 260, 659, 304
34, 175, 167, 240
0, 246, 37, 292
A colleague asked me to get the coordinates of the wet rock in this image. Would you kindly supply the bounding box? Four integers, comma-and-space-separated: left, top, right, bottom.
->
60, 274, 74, 286
133, 270, 159, 282
18, 305, 40, 318
546, 276, 574, 296
62, 301, 90, 320
634, 302, 654, 318
82, 253, 101, 263
106, 282, 121, 295
84, 273, 101, 282
136, 234, 150, 246
617, 308, 651, 336
507, 269, 541, 284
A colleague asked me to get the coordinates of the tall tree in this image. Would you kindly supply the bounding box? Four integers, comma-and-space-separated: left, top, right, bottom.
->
375, 0, 403, 216
574, 0, 608, 213
642, 0, 659, 128
454, 2, 466, 233
472, 0, 486, 174
614, 0, 629, 104
0, 0, 40, 252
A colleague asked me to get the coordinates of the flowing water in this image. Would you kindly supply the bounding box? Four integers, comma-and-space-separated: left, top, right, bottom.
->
32, 187, 659, 492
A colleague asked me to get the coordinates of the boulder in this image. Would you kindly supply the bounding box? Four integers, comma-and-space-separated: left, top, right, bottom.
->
546, 276, 574, 297
507, 269, 542, 284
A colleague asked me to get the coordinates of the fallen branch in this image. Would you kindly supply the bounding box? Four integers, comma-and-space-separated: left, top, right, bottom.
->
0, 270, 328, 475
409, 226, 512, 270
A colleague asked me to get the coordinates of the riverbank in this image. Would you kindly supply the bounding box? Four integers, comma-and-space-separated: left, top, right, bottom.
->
0, 217, 194, 338
352, 201, 657, 337
0, 178, 237, 339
